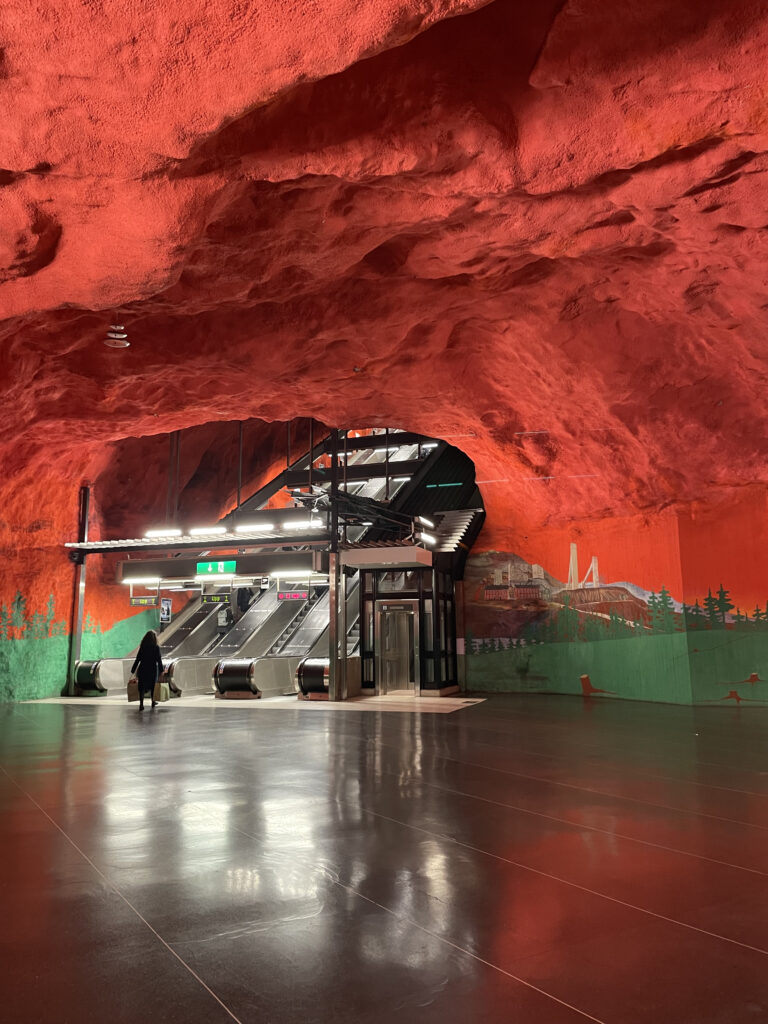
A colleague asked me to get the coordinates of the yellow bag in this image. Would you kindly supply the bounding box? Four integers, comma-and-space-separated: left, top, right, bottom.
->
153, 681, 171, 703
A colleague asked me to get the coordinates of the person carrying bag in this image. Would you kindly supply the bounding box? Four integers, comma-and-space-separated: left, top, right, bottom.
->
129, 630, 164, 711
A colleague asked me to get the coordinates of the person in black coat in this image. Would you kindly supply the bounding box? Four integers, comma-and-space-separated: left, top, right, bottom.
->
131, 630, 163, 711
236, 586, 254, 618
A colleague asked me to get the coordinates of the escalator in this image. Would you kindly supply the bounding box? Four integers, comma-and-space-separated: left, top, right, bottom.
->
166, 600, 225, 657
235, 589, 319, 659
161, 603, 217, 657
204, 586, 272, 658
165, 429, 479, 696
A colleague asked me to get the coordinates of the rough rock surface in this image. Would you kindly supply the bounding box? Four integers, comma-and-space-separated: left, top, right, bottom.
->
1, 0, 768, 619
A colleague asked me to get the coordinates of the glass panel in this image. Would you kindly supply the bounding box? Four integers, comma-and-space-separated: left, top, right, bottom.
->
423, 599, 433, 653
365, 601, 374, 650
377, 570, 420, 593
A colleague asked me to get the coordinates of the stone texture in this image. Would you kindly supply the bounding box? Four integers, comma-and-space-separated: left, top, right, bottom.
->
1, 0, 767, 628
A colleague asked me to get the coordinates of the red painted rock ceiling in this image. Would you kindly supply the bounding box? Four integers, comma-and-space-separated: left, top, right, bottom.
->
2, 0, 768, 565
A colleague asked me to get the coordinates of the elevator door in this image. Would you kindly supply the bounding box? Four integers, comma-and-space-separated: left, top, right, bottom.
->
376, 601, 419, 694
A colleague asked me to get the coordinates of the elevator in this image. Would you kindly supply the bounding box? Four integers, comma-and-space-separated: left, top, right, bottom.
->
359, 567, 458, 696
376, 600, 419, 694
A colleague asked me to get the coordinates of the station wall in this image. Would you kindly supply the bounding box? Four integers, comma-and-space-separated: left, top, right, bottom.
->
464, 488, 768, 706
0, 419, 312, 702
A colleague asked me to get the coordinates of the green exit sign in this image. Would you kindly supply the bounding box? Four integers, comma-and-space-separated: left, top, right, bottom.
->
196, 560, 237, 575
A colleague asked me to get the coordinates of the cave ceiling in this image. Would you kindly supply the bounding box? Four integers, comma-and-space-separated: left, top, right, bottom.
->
1, 0, 767, 530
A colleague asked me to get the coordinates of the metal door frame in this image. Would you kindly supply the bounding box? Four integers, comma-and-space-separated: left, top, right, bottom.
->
374, 598, 420, 696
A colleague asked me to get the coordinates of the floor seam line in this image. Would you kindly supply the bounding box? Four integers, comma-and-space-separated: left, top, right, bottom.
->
440, 762, 768, 831
359, 806, 768, 958
183, 802, 607, 1024
258, 708, 768, 832
230, 731, 768, 878
0, 765, 245, 1024
331, 879, 608, 1024
406, 774, 768, 876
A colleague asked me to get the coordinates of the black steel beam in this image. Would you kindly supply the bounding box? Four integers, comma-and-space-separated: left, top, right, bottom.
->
120, 549, 328, 581
286, 459, 424, 487
321, 432, 437, 454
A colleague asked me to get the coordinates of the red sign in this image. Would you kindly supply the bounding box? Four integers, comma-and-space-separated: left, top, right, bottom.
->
278, 590, 308, 601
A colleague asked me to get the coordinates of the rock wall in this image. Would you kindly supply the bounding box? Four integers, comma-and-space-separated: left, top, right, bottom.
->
1, 0, 767, 698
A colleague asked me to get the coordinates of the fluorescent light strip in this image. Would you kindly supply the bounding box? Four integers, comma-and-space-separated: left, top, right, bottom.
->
234, 523, 275, 534
193, 574, 234, 583
418, 532, 437, 545
417, 516, 435, 528
144, 528, 182, 538
122, 577, 160, 586
270, 571, 327, 579
189, 526, 227, 536
390, 476, 412, 482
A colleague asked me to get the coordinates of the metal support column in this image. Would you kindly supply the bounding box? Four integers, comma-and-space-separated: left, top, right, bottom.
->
236, 421, 244, 514
384, 426, 390, 501
328, 429, 345, 701
64, 484, 90, 696
174, 430, 181, 520
432, 567, 441, 692
342, 429, 348, 544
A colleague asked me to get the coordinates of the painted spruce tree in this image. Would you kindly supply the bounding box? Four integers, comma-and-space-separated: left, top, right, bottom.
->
703, 588, 720, 629
716, 584, 735, 624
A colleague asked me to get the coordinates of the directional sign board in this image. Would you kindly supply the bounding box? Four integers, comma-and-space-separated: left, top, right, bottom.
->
278, 590, 309, 601
130, 596, 158, 608
202, 594, 231, 605
196, 560, 236, 575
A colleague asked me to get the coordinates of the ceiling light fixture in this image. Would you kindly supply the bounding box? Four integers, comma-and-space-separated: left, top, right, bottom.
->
189, 526, 227, 536
104, 324, 129, 348
144, 528, 182, 538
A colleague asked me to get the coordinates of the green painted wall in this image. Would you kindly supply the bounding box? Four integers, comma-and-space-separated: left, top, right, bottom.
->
463, 542, 768, 706
0, 597, 159, 702
688, 626, 768, 705
80, 608, 160, 663
467, 633, 692, 704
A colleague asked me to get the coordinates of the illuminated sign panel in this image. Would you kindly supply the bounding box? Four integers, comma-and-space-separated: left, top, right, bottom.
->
196, 560, 236, 575
202, 594, 231, 605
278, 590, 308, 601
130, 596, 158, 608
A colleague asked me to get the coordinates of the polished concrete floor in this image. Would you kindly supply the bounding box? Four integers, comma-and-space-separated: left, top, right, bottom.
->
2, 695, 768, 1023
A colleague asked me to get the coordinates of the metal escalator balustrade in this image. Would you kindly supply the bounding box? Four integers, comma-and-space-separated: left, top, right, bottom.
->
206, 585, 274, 659
266, 589, 326, 657
162, 602, 218, 657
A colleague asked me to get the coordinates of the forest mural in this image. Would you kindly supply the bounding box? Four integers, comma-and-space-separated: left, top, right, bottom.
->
464, 500, 768, 707
0, 590, 158, 702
